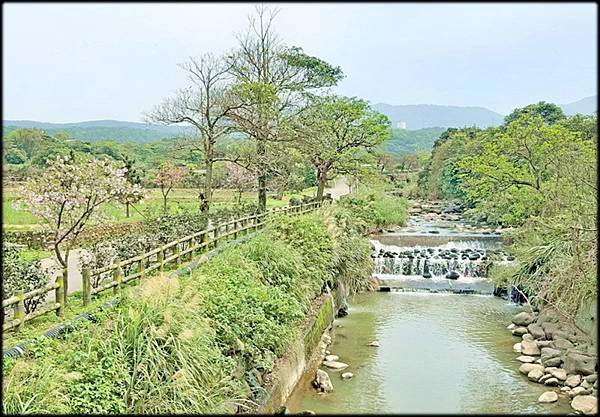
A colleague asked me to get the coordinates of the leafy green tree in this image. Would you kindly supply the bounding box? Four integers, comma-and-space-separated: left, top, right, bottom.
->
504, 101, 565, 126
290, 95, 391, 200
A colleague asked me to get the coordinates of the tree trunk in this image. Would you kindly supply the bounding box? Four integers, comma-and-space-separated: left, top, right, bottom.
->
257, 139, 267, 212
202, 149, 213, 214
125, 202, 130, 218
163, 193, 168, 212
316, 167, 328, 201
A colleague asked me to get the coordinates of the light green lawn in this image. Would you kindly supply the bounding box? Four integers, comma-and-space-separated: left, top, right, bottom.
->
3, 186, 319, 230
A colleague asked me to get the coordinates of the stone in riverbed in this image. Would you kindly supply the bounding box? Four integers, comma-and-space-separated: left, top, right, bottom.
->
323, 361, 349, 370
554, 337, 575, 350
548, 368, 567, 381
528, 369, 545, 382
325, 355, 339, 362
341, 372, 353, 379
544, 357, 562, 367
585, 374, 598, 384
537, 340, 553, 348
507, 323, 517, 331
539, 374, 553, 384
522, 333, 534, 341
527, 323, 546, 340
513, 343, 522, 353
565, 374, 582, 388
521, 339, 541, 356
571, 395, 598, 415
368, 341, 380, 347
512, 311, 535, 326
512, 327, 529, 336
581, 380, 593, 389
519, 363, 544, 375
313, 369, 333, 392
516, 356, 536, 363
538, 391, 559, 403
541, 347, 562, 363
544, 377, 560, 386
569, 387, 590, 398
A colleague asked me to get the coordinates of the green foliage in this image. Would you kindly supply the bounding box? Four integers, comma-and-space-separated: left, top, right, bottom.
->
504, 101, 566, 126
338, 187, 407, 231
383, 127, 445, 156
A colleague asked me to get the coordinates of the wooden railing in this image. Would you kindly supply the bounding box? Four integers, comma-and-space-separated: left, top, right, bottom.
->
2, 200, 325, 333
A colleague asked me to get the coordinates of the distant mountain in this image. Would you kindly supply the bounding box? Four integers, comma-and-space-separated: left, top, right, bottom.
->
2, 120, 193, 143
372, 103, 504, 129
559, 96, 597, 116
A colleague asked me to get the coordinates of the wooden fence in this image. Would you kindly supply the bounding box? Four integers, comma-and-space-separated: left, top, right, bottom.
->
2, 201, 324, 333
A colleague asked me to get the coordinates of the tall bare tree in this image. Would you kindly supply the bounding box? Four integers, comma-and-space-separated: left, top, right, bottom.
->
146, 53, 239, 213
226, 5, 343, 212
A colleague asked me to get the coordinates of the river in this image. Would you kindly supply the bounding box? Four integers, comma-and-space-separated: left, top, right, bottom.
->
285, 202, 574, 414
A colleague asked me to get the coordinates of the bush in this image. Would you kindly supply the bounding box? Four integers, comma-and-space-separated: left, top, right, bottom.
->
338, 187, 407, 230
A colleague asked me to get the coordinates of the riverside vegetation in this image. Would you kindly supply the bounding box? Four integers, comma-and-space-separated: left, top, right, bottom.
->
2, 189, 407, 414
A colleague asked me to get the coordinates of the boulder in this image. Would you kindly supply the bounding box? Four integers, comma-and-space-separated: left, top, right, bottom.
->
554, 337, 575, 350
507, 323, 517, 331
539, 374, 553, 384
522, 333, 534, 341
325, 355, 339, 362
516, 356, 536, 363
537, 340, 554, 348
512, 327, 529, 336
544, 377, 560, 386
323, 361, 349, 370
548, 368, 567, 381
528, 369, 544, 382
519, 363, 545, 375
512, 312, 535, 326
553, 330, 577, 343
521, 339, 541, 356
544, 357, 562, 368
561, 386, 572, 392
314, 369, 333, 392
585, 374, 597, 384
571, 395, 598, 415
581, 380, 593, 389
569, 387, 590, 398
538, 391, 559, 403
513, 343, 522, 353
541, 347, 562, 364
566, 374, 582, 388
445, 271, 460, 280
563, 350, 597, 376
368, 341, 380, 347
542, 322, 561, 339
341, 372, 353, 379
527, 323, 546, 340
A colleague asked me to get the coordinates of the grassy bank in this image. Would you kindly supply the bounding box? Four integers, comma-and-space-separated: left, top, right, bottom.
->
2, 194, 406, 414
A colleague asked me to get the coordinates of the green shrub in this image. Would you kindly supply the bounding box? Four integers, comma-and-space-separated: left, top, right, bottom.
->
338, 188, 407, 230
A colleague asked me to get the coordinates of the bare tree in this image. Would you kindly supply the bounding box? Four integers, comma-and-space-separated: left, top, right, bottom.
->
146, 53, 239, 213
226, 5, 343, 212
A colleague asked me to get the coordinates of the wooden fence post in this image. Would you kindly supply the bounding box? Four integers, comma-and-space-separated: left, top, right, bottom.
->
113, 259, 122, 296
55, 275, 64, 317
158, 248, 165, 273
188, 237, 195, 261
140, 257, 146, 282
14, 290, 25, 332
233, 220, 238, 240
214, 227, 220, 248
175, 243, 181, 267
82, 267, 91, 306
200, 232, 206, 253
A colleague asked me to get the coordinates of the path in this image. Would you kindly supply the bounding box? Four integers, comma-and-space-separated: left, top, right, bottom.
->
325, 176, 350, 200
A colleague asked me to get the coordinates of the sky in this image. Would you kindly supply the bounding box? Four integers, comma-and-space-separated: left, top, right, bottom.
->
2, 2, 597, 123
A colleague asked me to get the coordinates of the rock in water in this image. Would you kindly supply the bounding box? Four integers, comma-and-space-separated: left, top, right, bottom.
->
445, 271, 460, 280
571, 395, 598, 415
544, 377, 560, 386
538, 391, 559, 403
314, 369, 333, 392
519, 363, 545, 375
341, 372, 353, 379
585, 374, 598, 384
521, 339, 541, 356
548, 368, 567, 381
323, 361, 349, 370
325, 355, 339, 362
512, 327, 529, 336
368, 341, 380, 347
528, 369, 544, 382
565, 374, 582, 388
527, 323, 546, 340
516, 356, 536, 363
513, 343, 522, 353
512, 311, 535, 326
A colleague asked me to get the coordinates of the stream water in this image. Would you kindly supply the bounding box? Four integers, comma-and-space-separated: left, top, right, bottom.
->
285, 203, 573, 414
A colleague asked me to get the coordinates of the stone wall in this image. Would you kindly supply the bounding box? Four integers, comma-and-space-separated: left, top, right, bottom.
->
258, 294, 335, 413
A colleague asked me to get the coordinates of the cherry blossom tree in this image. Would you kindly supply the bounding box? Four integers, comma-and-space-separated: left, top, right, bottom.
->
225, 161, 255, 203
18, 155, 143, 298
154, 162, 189, 211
